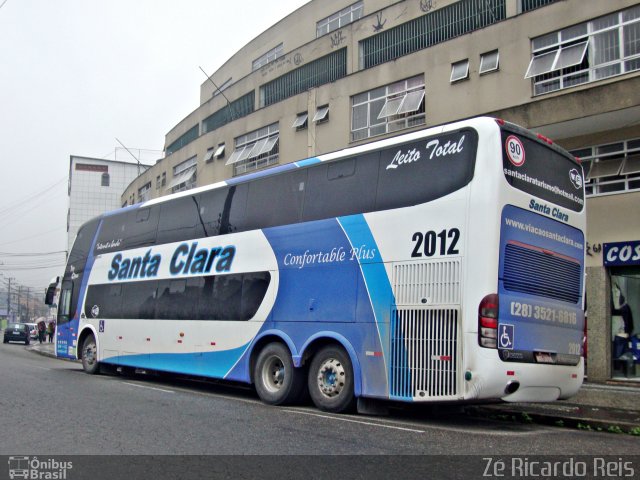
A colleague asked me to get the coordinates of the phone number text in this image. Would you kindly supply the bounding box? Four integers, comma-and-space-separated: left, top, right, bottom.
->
510, 301, 577, 325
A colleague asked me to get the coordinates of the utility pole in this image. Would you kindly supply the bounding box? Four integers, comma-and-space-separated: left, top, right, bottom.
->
17, 285, 21, 322
7, 277, 11, 322
26, 287, 30, 321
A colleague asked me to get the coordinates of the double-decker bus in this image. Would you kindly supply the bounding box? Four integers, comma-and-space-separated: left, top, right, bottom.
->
46, 117, 585, 413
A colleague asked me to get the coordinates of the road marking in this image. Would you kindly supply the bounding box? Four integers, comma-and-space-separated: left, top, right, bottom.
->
25, 365, 51, 371
122, 381, 175, 394
282, 408, 425, 433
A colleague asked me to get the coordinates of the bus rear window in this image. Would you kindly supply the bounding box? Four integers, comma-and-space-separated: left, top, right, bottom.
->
501, 130, 584, 212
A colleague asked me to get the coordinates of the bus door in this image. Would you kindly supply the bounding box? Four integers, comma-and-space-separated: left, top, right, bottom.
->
56, 280, 75, 358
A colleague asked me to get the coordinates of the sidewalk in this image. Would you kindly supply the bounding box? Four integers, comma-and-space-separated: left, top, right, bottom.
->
24, 340, 640, 432
466, 383, 640, 434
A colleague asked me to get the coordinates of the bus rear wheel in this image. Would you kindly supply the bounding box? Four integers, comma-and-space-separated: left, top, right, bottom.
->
81, 335, 100, 375
254, 343, 305, 405
308, 346, 355, 413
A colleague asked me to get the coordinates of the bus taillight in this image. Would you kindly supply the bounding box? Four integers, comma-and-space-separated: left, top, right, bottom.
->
479, 293, 499, 348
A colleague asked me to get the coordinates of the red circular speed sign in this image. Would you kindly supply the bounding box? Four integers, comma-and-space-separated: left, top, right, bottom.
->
505, 135, 525, 167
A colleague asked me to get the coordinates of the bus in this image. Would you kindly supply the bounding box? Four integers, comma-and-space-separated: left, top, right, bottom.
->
46, 117, 586, 413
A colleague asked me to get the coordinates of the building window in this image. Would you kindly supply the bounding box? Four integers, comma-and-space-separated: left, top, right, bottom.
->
212, 77, 233, 98
226, 123, 279, 176
161, 172, 166, 187
480, 50, 500, 74
252, 43, 284, 71
316, 1, 363, 38
101, 172, 110, 187
570, 138, 640, 196
450, 59, 470, 82
351, 75, 425, 142
359, 0, 506, 70
138, 182, 151, 203
260, 49, 347, 107
168, 156, 197, 193
166, 124, 199, 156
292, 112, 308, 131
313, 105, 329, 124
156, 175, 161, 189
202, 91, 255, 135
521, 0, 560, 14
525, 5, 640, 96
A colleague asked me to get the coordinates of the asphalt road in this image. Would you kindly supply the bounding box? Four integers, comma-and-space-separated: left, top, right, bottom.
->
1, 341, 638, 463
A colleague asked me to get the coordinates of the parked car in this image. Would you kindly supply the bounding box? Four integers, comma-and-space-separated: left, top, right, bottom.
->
3, 323, 31, 345
25, 323, 38, 340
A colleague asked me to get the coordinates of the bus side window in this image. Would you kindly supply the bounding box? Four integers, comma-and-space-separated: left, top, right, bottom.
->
121, 281, 157, 319
240, 272, 271, 320
375, 131, 477, 211
245, 170, 306, 229
125, 207, 159, 250
157, 196, 205, 244
85, 284, 122, 319
302, 153, 378, 222
200, 185, 249, 236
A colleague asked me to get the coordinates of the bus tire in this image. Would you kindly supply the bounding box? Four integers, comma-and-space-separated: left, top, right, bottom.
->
254, 343, 305, 405
308, 345, 355, 413
81, 335, 100, 375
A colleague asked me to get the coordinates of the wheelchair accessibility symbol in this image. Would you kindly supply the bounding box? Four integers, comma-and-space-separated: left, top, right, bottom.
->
499, 324, 515, 349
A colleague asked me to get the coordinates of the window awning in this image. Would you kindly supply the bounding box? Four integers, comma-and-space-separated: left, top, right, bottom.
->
377, 90, 425, 119
587, 158, 624, 180
292, 113, 308, 129
525, 41, 588, 78
166, 166, 196, 189
214, 144, 225, 158
621, 154, 640, 175
225, 146, 246, 166
226, 135, 279, 165
313, 106, 329, 122
204, 149, 215, 162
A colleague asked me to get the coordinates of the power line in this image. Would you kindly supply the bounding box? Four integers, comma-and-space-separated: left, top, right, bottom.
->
0, 176, 66, 218
0, 251, 67, 257
0, 225, 66, 247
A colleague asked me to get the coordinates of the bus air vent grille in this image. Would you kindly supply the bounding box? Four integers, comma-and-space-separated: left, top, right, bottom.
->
503, 243, 581, 304
390, 307, 460, 401
392, 259, 461, 306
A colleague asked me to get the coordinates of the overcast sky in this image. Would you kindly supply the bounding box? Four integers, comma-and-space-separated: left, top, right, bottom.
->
0, 0, 309, 291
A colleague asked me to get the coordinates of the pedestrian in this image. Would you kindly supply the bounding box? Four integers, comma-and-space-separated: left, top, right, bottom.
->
37, 321, 46, 344
47, 321, 55, 343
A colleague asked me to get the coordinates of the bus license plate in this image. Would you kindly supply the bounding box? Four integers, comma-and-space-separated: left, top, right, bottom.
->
535, 352, 555, 364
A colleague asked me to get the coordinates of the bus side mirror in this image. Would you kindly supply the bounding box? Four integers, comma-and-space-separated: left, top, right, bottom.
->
44, 277, 59, 306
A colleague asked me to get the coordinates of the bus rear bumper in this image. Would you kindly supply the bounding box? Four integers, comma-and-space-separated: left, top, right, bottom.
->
465, 343, 584, 403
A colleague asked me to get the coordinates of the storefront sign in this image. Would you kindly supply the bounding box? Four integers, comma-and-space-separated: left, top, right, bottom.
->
603, 240, 640, 267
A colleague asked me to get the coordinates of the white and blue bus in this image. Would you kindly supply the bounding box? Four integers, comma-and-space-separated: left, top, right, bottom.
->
46, 117, 586, 413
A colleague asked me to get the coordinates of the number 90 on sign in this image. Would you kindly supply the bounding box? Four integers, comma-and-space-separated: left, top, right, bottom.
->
505, 135, 525, 167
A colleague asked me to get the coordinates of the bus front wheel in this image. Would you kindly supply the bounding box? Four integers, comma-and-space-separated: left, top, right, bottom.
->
308, 346, 355, 413
81, 335, 100, 375
254, 343, 305, 405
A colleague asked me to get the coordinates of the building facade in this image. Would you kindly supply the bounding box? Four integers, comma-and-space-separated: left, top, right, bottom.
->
122, 0, 640, 383
67, 156, 151, 254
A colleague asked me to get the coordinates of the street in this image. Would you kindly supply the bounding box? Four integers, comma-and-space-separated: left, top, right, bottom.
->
1, 343, 639, 458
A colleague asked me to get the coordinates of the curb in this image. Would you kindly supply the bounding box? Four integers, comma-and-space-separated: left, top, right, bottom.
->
26, 344, 80, 362
466, 404, 640, 434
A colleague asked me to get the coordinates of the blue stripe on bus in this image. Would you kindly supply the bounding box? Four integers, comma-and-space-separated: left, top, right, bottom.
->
109, 343, 250, 378
294, 157, 321, 168
337, 214, 395, 395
